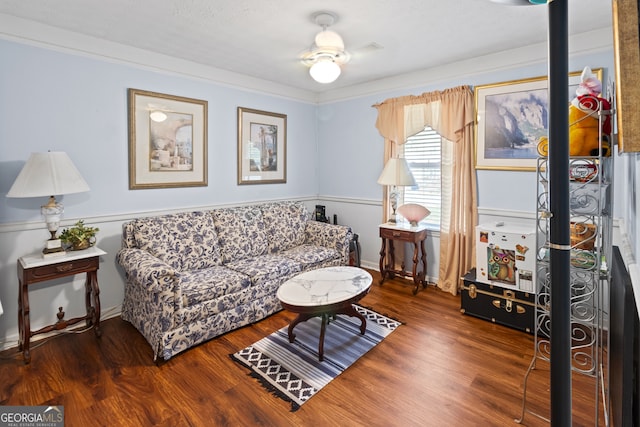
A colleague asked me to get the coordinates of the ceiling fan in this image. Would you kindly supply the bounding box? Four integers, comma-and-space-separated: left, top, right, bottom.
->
300, 12, 351, 84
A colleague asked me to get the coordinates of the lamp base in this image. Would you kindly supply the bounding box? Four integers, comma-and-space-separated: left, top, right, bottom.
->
45, 239, 63, 250
43, 239, 66, 258
42, 249, 66, 259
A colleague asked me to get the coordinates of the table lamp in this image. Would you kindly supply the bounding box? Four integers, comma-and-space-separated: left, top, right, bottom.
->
377, 157, 416, 223
7, 152, 90, 256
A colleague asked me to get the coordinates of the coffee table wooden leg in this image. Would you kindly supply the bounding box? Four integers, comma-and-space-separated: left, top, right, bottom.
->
341, 304, 367, 335
288, 313, 313, 343
318, 313, 329, 362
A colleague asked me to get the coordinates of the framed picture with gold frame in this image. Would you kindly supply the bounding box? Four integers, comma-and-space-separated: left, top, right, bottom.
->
474, 69, 601, 171
128, 88, 208, 189
237, 107, 287, 185
613, 0, 640, 153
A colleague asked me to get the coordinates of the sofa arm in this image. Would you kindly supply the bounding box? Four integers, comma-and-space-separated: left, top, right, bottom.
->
304, 221, 353, 264
116, 248, 179, 293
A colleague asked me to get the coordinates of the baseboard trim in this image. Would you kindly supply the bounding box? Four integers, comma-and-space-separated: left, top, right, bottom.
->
0, 305, 122, 353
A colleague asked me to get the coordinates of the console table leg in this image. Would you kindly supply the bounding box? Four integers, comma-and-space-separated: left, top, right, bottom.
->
20, 279, 31, 364
379, 238, 387, 284
412, 242, 420, 295
87, 271, 102, 337
85, 273, 93, 328
18, 280, 24, 352
420, 239, 428, 290
389, 240, 396, 276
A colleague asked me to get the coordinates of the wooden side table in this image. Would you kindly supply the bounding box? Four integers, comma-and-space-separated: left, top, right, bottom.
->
17, 246, 106, 364
379, 223, 428, 295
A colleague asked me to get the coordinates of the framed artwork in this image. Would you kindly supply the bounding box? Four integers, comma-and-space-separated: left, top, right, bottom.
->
613, 0, 640, 153
474, 69, 601, 171
128, 88, 208, 189
237, 107, 287, 184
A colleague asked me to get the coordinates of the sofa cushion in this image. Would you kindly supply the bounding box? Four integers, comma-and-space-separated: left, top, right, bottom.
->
281, 244, 342, 269
211, 206, 268, 263
224, 254, 302, 287
179, 266, 251, 307
260, 201, 308, 254
133, 211, 222, 271
177, 293, 256, 328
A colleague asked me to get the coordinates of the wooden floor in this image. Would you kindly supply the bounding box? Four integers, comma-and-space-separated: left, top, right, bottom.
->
0, 269, 605, 426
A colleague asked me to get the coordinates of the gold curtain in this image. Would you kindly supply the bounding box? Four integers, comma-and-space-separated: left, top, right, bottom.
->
373, 86, 477, 295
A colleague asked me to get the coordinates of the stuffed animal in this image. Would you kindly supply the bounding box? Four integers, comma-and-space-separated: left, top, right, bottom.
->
537, 66, 611, 157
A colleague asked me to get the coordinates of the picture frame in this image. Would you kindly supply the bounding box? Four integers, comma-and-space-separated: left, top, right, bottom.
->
474, 69, 601, 171
237, 107, 287, 185
128, 88, 208, 189
612, 0, 640, 153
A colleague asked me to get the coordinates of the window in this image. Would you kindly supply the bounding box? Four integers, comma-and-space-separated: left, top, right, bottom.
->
401, 126, 441, 229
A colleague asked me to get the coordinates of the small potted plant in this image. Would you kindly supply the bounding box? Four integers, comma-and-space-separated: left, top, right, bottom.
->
59, 220, 99, 251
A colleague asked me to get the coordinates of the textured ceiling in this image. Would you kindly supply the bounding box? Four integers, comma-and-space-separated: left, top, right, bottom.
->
0, 0, 613, 94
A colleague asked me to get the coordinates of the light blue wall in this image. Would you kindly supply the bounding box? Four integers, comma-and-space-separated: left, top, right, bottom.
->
0, 38, 320, 347
0, 39, 319, 225
2, 33, 640, 351
317, 51, 617, 215
315, 50, 626, 279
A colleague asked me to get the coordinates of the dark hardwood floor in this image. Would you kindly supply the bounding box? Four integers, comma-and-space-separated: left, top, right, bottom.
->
0, 269, 605, 426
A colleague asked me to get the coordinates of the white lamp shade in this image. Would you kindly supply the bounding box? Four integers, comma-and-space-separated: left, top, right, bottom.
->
7, 152, 90, 198
377, 157, 416, 187
309, 59, 341, 84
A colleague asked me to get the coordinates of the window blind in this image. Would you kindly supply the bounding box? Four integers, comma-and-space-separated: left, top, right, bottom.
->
402, 127, 441, 228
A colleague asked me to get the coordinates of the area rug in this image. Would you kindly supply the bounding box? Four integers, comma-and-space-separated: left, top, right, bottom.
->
231, 305, 401, 411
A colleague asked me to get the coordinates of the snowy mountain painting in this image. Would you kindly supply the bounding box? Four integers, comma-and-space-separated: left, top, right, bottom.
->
484, 88, 548, 159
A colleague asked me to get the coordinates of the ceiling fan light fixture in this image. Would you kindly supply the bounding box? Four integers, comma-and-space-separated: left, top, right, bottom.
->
309, 58, 341, 84
315, 30, 344, 50
301, 11, 351, 84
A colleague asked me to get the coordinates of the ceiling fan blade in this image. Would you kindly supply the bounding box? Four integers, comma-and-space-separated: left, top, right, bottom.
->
350, 42, 384, 58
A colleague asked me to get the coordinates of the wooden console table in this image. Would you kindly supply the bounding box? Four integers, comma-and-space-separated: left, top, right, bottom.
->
379, 223, 428, 295
17, 246, 106, 364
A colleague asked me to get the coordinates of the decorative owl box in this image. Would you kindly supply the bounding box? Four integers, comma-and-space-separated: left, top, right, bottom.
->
475, 222, 540, 293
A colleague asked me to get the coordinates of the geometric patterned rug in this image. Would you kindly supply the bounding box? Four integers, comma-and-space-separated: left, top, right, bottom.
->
231, 305, 401, 411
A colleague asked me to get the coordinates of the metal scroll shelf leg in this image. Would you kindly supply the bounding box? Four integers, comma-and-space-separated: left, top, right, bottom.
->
515, 355, 550, 424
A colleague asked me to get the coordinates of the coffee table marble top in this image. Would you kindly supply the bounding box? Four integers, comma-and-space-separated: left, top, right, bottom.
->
277, 266, 373, 307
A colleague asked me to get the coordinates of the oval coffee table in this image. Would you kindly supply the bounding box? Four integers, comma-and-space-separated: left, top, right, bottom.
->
277, 266, 373, 361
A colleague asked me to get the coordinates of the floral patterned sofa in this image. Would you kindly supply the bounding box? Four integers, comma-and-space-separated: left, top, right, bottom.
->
116, 201, 352, 361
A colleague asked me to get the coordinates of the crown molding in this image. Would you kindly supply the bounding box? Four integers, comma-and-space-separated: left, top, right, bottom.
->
316, 27, 614, 104
0, 13, 318, 104
0, 13, 612, 105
